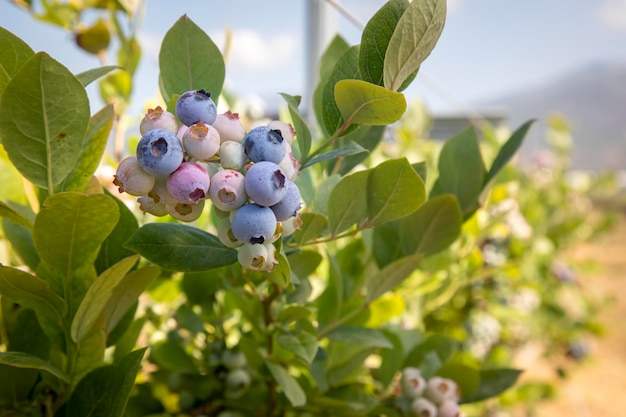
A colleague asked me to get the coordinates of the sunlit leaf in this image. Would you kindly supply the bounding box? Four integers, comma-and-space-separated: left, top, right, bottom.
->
0, 352, 69, 383
335, 79, 406, 126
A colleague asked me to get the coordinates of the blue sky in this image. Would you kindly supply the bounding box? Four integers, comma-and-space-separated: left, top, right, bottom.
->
1, 0, 625, 116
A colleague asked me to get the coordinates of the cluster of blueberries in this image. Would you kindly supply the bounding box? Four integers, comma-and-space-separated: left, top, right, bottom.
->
113, 89, 302, 271
401, 367, 464, 417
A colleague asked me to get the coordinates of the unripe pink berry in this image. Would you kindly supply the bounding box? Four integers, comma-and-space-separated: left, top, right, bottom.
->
182, 122, 220, 160
209, 169, 247, 212
113, 156, 156, 196
438, 400, 461, 417
140, 106, 179, 135
213, 110, 246, 143
167, 162, 210, 204
278, 141, 301, 181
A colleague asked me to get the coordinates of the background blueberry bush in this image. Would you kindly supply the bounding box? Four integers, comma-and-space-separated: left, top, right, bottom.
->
0, 1, 620, 416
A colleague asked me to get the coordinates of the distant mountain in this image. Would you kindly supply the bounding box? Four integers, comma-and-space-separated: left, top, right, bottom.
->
478, 62, 626, 170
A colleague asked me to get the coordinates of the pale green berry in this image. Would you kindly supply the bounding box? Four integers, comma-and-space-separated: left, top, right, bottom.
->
237, 243, 268, 270
166, 199, 205, 222
217, 217, 243, 248
219, 141, 247, 171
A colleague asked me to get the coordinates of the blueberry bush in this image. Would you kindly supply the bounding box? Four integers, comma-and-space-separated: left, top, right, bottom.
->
0, 1, 617, 416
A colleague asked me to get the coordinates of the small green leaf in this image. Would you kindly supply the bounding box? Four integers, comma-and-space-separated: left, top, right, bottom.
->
0, 352, 69, 383
65, 347, 147, 417
400, 194, 462, 257
0, 53, 90, 191
484, 120, 535, 186
328, 170, 369, 236
365, 253, 422, 302
265, 360, 307, 407
290, 213, 327, 246
325, 327, 393, 349
367, 158, 426, 227
302, 141, 367, 169
0, 27, 34, 98
335, 79, 406, 126
159, 15, 225, 101
103, 266, 160, 335
60, 104, 115, 192
75, 65, 121, 87
359, 0, 409, 86
276, 329, 318, 366
279, 93, 312, 161
125, 223, 238, 271
322, 45, 361, 137
430, 127, 486, 214
0, 201, 33, 230
461, 368, 523, 403
383, 0, 446, 91
34, 192, 120, 277
71, 255, 140, 343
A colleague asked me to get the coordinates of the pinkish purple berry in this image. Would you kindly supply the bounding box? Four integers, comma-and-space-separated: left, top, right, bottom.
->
167, 162, 210, 204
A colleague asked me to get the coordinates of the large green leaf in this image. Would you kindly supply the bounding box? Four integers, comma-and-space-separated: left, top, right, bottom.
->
0, 201, 33, 231
461, 368, 523, 403
71, 255, 139, 343
400, 194, 462, 256
0, 53, 90, 192
265, 360, 306, 407
60, 104, 115, 192
125, 223, 238, 271
367, 158, 425, 227
33, 192, 120, 277
159, 15, 225, 101
0, 351, 68, 383
279, 93, 312, 162
334, 79, 406, 126
359, 0, 409, 86
328, 170, 369, 236
314, 35, 350, 135
383, 0, 446, 91
65, 347, 147, 417
321, 45, 361, 137
484, 120, 535, 185
0, 27, 34, 99
104, 266, 160, 335
430, 127, 486, 214
365, 253, 422, 302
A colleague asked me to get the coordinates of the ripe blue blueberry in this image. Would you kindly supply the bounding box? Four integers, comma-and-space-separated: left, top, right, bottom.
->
175, 89, 217, 126
243, 125, 286, 164
136, 129, 184, 177
270, 180, 301, 221
244, 161, 287, 207
230, 203, 277, 244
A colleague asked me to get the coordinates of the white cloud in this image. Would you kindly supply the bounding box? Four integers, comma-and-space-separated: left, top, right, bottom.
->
597, 0, 626, 31
210, 29, 299, 72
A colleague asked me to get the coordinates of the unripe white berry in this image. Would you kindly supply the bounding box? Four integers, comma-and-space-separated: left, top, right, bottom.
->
137, 194, 168, 217
237, 243, 268, 270
113, 156, 156, 196
280, 213, 302, 237
411, 398, 437, 417
183, 122, 221, 160
262, 242, 279, 271
166, 199, 205, 222
402, 367, 426, 399
219, 141, 247, 172
217, 217, 243, 248
278, 141, 301, 181
213, 110, 246, 143
438, 400, 461, 417
425, 376, 460, 405
140, 106, 179, 135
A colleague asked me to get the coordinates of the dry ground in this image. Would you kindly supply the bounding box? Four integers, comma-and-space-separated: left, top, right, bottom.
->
526, 215, 626, 416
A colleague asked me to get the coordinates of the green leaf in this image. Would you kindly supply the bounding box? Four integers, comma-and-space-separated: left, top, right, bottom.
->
329, 125, 386, 176
302, 140, 367, 169
461, 368, 523, 403
322, 45, 361, 137
317, 254, 344, 326
430, 127, 486, 214
150, 339, 197, 373
328, 170, 369, 236
71, 255, 139, 343
372, 221, 404, 268
325, 327, 393, 349
159, 15, 225, 101
359, 0, 409, 86
95, 190, 139, 274
365, 253, 422, 302
279, 93, 312, 161
291, 213, 328, 246
75, 65, 121, 87
265, 360, 307, 407
125, 223, 238, 271
0, 201, 33, 230
276, 329, 318, 366
103, 266, 160, 335
436, 363, 480, 399
71, 313, 106, 388
65, 347, 147, 417
34, 192, 120, 277
400, 194, 462, 256
484, 120, 535, 186
383, 0, 446, 91
314, 35, 350, 135
335, 79, 406, 127
0, 351, 68, 383
0, 27, 34, 98
60, 104, 115, 192
2, 218, 39, 270
367, 158, 426, 227
0, 52, 90, 192
405, 335, 458, 369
